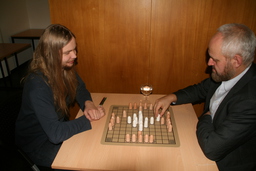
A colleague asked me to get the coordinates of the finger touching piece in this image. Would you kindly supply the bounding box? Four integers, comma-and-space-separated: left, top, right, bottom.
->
153, 101, 160, 116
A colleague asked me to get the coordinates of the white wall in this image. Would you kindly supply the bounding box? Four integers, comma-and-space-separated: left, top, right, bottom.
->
0, 0, 50, 78
26, 0, 51, 29
0, 0, 30, 43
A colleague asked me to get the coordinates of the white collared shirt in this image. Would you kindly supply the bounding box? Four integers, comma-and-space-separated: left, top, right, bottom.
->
210, 65, 251, 119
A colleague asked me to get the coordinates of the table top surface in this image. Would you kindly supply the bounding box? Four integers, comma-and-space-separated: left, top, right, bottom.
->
11, 29, 44, 38
0, 43, 31, 60
52, 93, 218, 171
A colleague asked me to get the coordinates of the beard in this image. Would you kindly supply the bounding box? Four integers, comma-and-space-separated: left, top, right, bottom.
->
211, 61, 235, 82
63, 65, 73, 70
62, 59, 77, 70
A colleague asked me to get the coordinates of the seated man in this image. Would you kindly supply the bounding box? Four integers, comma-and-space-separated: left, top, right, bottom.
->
154, 23, 256, 171
15, 24, 105, 169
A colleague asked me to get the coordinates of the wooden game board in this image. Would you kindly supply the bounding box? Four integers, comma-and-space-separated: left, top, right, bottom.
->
101, 105, 180, 147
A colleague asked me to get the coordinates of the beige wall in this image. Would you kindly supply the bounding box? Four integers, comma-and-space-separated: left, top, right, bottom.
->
0, 0, 50, 77
26, 0, 51, 29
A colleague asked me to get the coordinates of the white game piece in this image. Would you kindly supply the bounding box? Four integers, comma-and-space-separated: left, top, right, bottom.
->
127, 116, 132, 124
133, 113, 137, 120
144, 116, 148, 122
133, 119, 137, 127
161, 117, 165, 125
156, 114, 160, 122
138, 110, 143, 117
139, 106, 143, 112
144, 117, 148, 128
133, 114, 137, 124
138, 111, 143, 125
126, 134, 130, 142
139, 123, 143, 131
123, 110, 127, 117
150, 117, 154, 125
116, 116, 120, 123
149, 135, 154, 143
139, 121, 143, 127
134, 116, 138, 123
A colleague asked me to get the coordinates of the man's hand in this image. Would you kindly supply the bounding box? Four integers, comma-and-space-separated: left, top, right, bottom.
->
153, 94, 177, 117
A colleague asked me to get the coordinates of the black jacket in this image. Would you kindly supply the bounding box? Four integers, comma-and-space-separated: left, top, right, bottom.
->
174, 63, 256, 171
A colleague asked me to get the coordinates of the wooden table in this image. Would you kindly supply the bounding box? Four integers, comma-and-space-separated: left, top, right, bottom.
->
11, 29, 44, 50
52, 93, 218, 171
0, 43, 31, 79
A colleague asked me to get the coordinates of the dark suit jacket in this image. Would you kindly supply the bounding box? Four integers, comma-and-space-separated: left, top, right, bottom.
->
174, 63, 256, 171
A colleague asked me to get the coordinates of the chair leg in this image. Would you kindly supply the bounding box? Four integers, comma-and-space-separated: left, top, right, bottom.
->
17, 148, 40, 171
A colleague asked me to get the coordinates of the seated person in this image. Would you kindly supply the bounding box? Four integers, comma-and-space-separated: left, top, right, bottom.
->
15, 24, 105, 169
154, 23, 256, 171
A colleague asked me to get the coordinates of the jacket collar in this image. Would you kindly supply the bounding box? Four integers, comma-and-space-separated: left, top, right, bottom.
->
213, 63, 256, 122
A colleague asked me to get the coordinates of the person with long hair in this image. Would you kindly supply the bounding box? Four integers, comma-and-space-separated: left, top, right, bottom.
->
15, 24, 105, 169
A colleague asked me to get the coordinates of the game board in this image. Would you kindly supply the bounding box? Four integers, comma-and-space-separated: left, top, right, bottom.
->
101, 103, 180, 147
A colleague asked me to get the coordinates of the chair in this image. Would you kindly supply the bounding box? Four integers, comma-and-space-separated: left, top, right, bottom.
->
0, 89, 40, 171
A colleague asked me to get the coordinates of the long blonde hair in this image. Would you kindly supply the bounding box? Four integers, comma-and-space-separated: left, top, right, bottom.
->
28, 24, 78, 117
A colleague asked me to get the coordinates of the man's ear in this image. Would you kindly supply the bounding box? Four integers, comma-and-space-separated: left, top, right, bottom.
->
232, 55, 243, 68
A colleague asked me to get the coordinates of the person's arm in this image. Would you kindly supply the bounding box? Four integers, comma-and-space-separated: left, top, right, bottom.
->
173, 78, 213, 105
28, 76, 91, 144
154, 78, 213, 116
196, 98, 256, 161
154, 94, 177, 116
76, 74, 105, 121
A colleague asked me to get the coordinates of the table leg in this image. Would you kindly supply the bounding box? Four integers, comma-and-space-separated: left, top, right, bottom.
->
0, 58, 12, 87
11, 38, 19, 67
32, 39, 35, 51
4, 57, 11, 76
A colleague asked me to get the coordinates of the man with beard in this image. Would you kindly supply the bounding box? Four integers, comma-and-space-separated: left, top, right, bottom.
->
15, 24, 105, 170
154, 23, 256, 171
